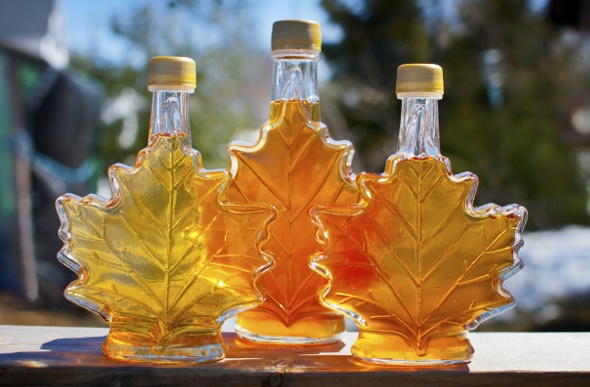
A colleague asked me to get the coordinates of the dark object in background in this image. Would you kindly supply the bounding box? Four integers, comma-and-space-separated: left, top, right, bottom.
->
548, 0, 590, 29
0, 0, 102, 308
28, 69, 102, 307
534, 291, 590, 332
32, 71, 99, 176
0, 47, 101, 307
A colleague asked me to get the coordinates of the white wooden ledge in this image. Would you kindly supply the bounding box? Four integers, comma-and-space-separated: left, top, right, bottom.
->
0, 325, 588, 386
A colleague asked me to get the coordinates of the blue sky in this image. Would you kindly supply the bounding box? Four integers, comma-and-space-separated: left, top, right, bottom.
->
59, 0, 551, 70
61, 0, 549, 65
61, 0, 337, 64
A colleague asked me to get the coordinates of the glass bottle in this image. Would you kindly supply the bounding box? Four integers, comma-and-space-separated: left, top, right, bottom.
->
56, 56, 274, 362
311, 64, 527, 364
226, 20, 359, 344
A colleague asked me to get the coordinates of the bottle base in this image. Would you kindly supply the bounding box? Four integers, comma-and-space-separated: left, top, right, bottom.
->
352, 354, 469, 367
351, 329, 473, 365
235, 323, 342, 345
103, 329, 226, 363
235, 310, 346, 345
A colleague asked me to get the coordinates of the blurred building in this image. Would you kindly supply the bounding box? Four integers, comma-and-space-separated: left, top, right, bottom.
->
0, 0, 101, 305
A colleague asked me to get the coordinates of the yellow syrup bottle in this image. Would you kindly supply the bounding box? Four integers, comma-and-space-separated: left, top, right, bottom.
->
56, 56, 274, 362
226, 20, 359, 344
311, 64, 527, 364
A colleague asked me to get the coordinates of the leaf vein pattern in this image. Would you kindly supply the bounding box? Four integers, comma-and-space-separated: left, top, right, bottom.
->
235, 153, 288, 208
285, 271, 318, 311
371, 186, 417, 241
119, 175, 166, 237
171, 179, 220, 232
289, 151, 341, 225
119, 211, 162, 267
326, 216, 419, 327
99, 245, 163, 314
363, 216, 421, 287
421, 223, 470, 282
421, 228, 512, 326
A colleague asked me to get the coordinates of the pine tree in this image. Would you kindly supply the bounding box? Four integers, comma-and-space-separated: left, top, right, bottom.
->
321, 0, 589, 229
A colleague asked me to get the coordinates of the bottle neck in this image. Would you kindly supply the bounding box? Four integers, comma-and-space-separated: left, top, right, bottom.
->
397, 95, 441, 158
271, 49, 320, 104
149, 89, 192, 143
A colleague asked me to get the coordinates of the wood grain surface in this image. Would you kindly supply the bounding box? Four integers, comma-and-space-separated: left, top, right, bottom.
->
0, 325, 588, 386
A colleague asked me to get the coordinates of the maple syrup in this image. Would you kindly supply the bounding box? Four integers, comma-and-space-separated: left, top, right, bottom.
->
56, 57, 274, 362
228, 21, 359, 344
311, 64, 527, 364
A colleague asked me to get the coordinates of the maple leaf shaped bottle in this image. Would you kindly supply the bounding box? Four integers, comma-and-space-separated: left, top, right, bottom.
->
56, 56, 275, 363
311, 64, 527, 365
226, 20, 359, 344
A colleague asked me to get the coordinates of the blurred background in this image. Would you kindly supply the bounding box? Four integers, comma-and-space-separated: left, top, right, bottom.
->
1, 0, 589, 331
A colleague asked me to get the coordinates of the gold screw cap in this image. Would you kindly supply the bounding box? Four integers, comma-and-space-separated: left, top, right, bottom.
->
148, 56, 196, 91
272, 20, 321, 52
396, 64, 444, 96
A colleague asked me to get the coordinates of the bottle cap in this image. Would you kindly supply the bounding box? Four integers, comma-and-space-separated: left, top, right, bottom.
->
272, 20, 321, 52
396, 64, 444, 96
148, 56, 196, 91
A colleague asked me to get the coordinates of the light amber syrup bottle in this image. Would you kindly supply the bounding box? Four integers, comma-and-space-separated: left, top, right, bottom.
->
56, 56, 274, 362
